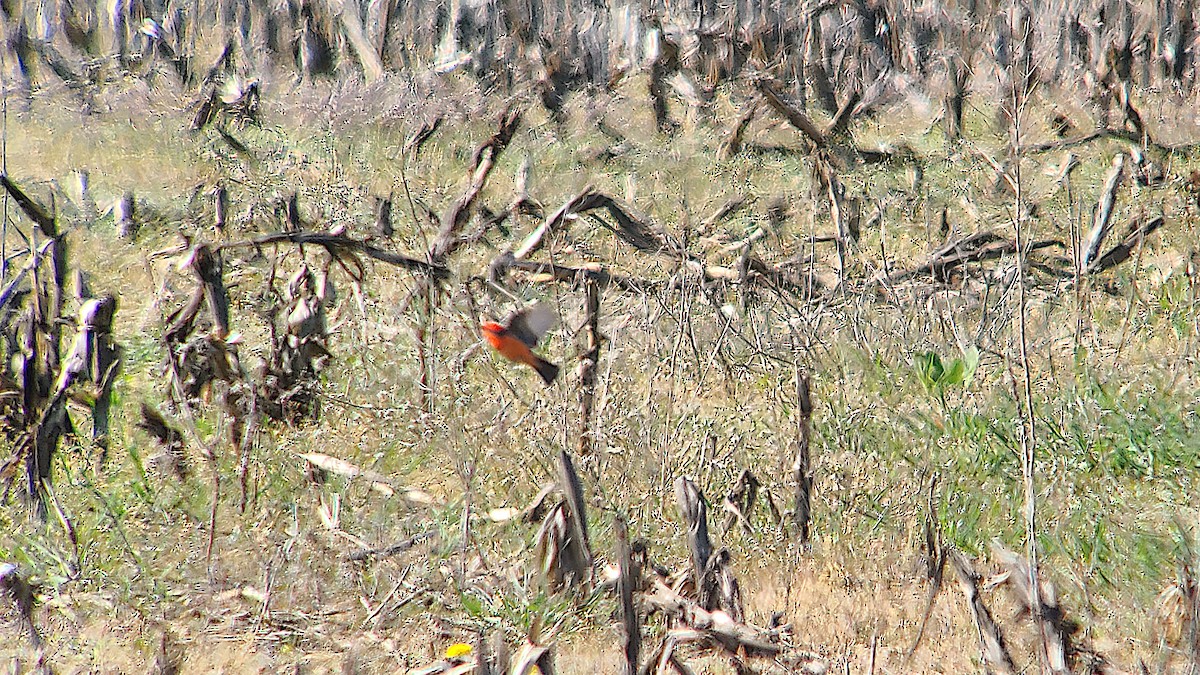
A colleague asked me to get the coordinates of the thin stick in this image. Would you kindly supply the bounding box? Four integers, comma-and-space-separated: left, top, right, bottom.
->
792, 370, 814, 548
1008, 49, 1049, 674
578, 276, 601, 456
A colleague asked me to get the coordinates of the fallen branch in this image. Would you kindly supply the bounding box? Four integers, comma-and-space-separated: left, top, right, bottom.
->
948, 549, 1016, 675
719, 103, 758, 160
756, 78, 827, 149
0, 174, 55, 233
428, 108, 522, 266
514, 187, 678, 260
218, 232, 449, 279
886, 230, 1062, 284
827, 89, 862, 138
1081, 154, 1126, 269
644, 580, 781, 656
488, 253, 649, 293
1086, 216, 1165, 275
701, 196, 752, 230
1020, 118, 1200, 154
347, 533, 432, 562
405, 115, 444, 157
991, 543, 1069, 674
299, 452, 406, 497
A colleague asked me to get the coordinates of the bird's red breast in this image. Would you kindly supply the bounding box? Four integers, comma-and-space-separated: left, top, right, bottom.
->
480, 321, 534, 366
480, 303, 560, 385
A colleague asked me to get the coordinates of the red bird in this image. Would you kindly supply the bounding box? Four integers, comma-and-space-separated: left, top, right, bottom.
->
480, 301, 560, 386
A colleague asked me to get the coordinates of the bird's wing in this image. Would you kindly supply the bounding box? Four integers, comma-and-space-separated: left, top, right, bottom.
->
505, 300, 557, 348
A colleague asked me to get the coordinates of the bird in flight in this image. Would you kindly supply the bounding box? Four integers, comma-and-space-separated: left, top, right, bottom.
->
480, 301, 560, 386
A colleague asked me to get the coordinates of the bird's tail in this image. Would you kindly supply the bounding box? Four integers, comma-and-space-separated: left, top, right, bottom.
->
532, 356, 560, 386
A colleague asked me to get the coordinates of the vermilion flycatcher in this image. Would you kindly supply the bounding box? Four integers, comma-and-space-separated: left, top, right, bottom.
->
480, 301, 560, 385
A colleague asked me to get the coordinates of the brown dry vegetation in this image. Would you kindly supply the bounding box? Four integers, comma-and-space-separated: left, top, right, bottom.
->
1, 1, 1200, 674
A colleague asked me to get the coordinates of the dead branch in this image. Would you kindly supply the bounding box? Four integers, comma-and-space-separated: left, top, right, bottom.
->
819, 158, 854, 281
1016, 128, 1200, 156
404, 115, 444, 157
515, 187, 678, 260
948, 549, 1016, 675
520, 482, 559, 524
886, 231, 1062, 284
756, 78, 827, 149
557, 450, 593, 575
722, 469, 760, 534
639, 634, 694, 675
792, 372, 814, 547
489, 253, 648, 293
0, 174, 55, 233
1082, 154, 1126, 269
719, 103, 758, 160
298, 452, 406, 496
218, 232, 449, 279
643, 580, 782, 656
428, 108, 522, 266
616, 515, 641, 675
701, 196, 752, 230
827, 89, 862, 138
990, 543, 1069, 675
347, 532, 432, 562
578, 277, 601, 456
675, 477, 713, 596
1086, 216, 1165, 275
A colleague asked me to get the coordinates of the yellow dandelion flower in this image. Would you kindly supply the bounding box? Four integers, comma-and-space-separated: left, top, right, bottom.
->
445, 643, 473, 660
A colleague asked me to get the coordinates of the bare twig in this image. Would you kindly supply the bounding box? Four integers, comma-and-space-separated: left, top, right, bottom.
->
347, 533, 432, 562
578, 277, 601, 456
792, 372, 814, 547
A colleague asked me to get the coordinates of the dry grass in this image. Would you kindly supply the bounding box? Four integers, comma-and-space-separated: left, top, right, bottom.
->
1, 72, 1198, 674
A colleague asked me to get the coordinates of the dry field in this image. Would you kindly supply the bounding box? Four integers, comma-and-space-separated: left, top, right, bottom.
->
1, 3, 1200, 673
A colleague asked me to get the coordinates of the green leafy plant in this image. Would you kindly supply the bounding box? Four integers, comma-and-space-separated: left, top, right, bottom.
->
914, 347, 980, 407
